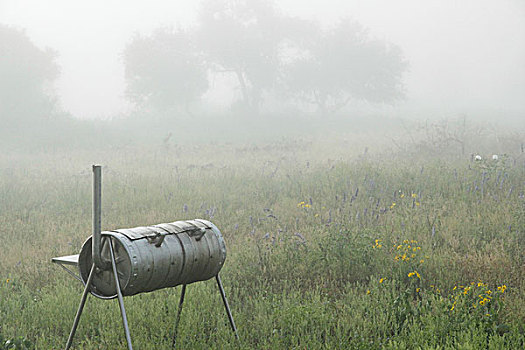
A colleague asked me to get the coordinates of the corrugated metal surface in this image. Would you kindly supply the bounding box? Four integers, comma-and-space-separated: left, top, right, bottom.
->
78, 219, 226, 298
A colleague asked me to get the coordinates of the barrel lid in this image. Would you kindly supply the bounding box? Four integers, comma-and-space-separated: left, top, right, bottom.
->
111, 219, 211, 240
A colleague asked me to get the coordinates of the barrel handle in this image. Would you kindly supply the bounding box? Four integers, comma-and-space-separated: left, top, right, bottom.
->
188, 227, 206, 241
146, 233, 166, 247
147, 227, 206, 246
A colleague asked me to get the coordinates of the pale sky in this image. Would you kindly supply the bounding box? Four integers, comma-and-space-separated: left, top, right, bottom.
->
1, 0, 524, 119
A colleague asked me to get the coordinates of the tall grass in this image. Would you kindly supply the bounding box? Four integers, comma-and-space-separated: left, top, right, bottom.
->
0, 128, 524, 349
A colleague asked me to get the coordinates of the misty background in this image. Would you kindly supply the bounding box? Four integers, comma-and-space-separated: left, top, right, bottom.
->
0, 0, 524, 149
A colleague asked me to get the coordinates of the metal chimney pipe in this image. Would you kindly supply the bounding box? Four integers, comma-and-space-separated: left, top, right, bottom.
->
92, 165, 106, 270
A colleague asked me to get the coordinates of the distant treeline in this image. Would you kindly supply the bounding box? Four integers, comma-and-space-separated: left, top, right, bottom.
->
0, 0, 407, 136
124, 0, 406, 116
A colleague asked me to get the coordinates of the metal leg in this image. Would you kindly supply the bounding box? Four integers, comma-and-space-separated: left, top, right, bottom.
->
65, 264, 95, 350
216, 274, 238, 339
172, 284, 187, 348
109, 238, 133, 350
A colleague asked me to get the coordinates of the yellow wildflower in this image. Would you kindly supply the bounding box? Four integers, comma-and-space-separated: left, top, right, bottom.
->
411, 193, 417, 198
400, 194, 405, 198
366, 290, 371, 295
416, 288, 420, 293
379, 278, 385, 284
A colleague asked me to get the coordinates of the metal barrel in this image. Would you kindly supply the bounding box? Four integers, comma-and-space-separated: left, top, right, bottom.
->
78, 219, 226, 299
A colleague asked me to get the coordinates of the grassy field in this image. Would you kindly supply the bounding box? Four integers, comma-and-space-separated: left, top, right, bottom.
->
0, 126, 524, 349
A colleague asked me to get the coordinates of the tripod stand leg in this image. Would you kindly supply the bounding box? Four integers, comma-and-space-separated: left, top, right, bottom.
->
216, 274, 238, 339
109, 238, 133, 350
65, 264, 95, 350
172, 284, 187, 348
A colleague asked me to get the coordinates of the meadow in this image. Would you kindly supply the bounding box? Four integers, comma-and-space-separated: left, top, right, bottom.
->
0, 121, 524, 349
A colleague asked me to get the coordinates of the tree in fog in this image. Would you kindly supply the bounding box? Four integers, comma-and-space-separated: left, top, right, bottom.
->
284, 19, 407, 114
197, 0, 284, 112
0, 25, 58, 127
123, 28, 208, 115
123, 2, 407, 116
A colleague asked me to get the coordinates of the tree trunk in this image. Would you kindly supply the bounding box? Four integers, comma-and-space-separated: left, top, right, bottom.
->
235, 69, 251, 109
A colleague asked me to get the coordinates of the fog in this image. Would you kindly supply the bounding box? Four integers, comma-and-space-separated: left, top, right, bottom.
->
3, 3, 525, 347
283, 0, 525, 117
1, 0, 200, 119
2, 0, 524, 120
0, 0, 524, 141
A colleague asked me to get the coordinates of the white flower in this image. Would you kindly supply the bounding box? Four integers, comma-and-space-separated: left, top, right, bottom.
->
492, 154, 499, 160
475, 155, 482, 161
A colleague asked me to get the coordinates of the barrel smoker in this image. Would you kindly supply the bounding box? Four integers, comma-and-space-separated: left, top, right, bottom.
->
52, 165, 237, 349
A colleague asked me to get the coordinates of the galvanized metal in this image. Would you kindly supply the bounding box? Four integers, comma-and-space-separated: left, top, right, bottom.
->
108, 239, 133, 350
92, 165, 107, 270
216, 274, 239, 339
65, 264, 95, 350
172, 284, 186, 347
171, 276, 237, 347
55, 165, 237, 348
52, 255, 82, 283
66, 240, 135, 350
78, 219, 227, 298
